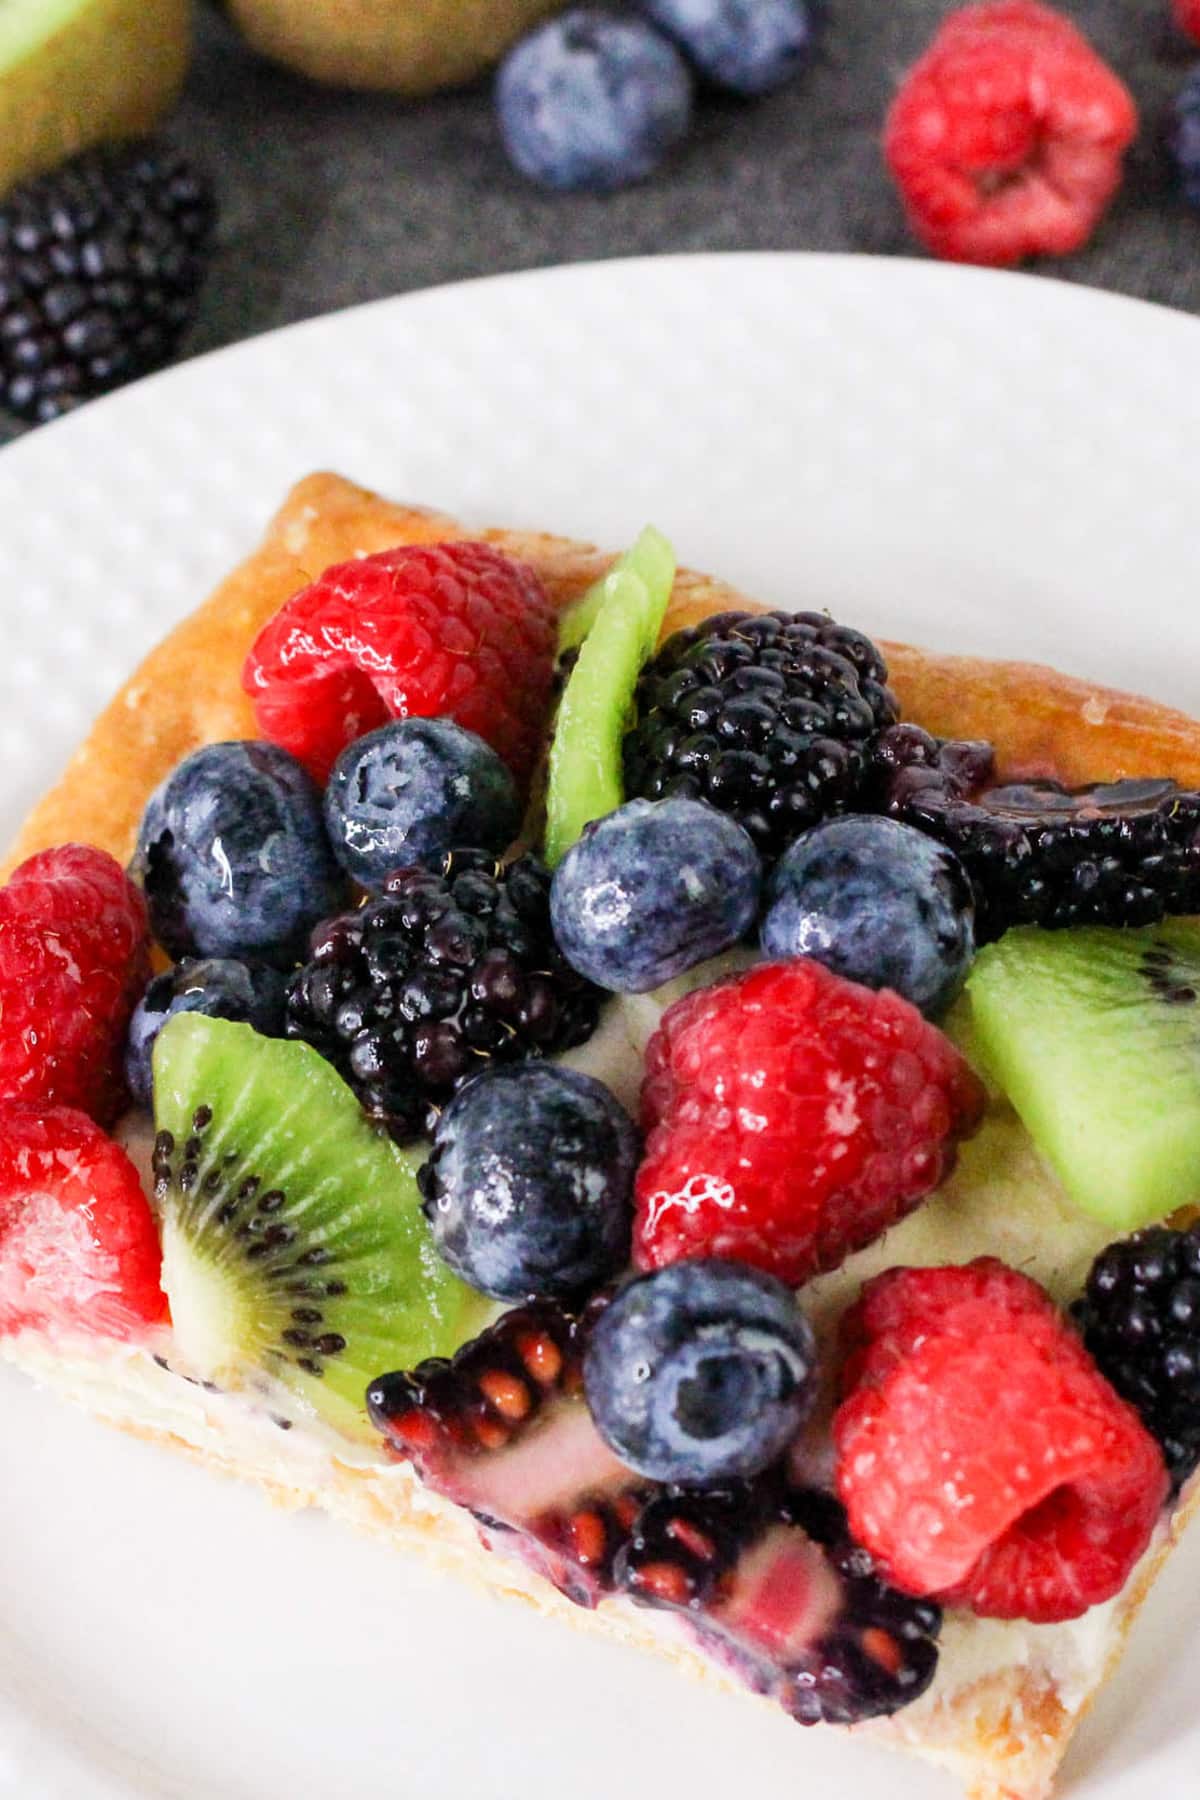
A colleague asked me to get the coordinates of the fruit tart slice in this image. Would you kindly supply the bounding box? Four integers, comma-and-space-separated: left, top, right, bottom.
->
5, 472, 1200, 1800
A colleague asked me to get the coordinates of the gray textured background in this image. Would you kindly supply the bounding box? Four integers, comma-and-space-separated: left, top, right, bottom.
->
3, 0, 1199, 448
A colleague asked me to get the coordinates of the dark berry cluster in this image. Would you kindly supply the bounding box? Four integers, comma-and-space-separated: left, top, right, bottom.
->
0, 141, 215, 423
285, 851, 601, 1141
874, 724, 1200, 941
1074, 1224, 1200, 1493
618, 1478, 942, 1726
779, 1486, 943, 1727
623, 610, 899, 860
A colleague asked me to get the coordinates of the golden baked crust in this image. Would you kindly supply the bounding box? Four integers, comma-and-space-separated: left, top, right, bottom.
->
7, 472, 1200, 1800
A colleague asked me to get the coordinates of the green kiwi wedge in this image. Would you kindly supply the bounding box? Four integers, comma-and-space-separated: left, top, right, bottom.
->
544, 526, 675, 868
152, 1014, 487, 1443
964, 921, 1200, 1231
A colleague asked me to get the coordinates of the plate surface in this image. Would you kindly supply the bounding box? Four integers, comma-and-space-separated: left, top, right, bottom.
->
1, 254, 1198, 1800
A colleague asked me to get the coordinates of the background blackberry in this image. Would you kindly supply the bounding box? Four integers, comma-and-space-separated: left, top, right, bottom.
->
1074, 1224, 1200, 1493
0, 140, 215, 424
286, 850, 601, 1141
623, 610, 899, 861
875, 724, 1200, 942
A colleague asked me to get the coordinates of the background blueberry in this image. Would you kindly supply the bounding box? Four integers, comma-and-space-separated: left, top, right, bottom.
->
133, 740, 346, 965
421, 1062, 639, 1302
636, 0, 816, 95
583, 1259, 817, 1484
125, 958, 288, 1107
1173, 68, 1200, 210
551, 796, 761, 993
760, 814, 975, 1016
495, 9, 693, 193
325, 718, 521, 891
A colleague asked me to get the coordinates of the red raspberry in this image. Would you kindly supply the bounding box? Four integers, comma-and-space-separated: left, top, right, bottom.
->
0, 1105, 167, 1337
835, 1261, 1169, 1623
885, 1, 1138, 267
243, 541, 558, 785
0, 846, 150, 1124
633, 961, 985, 1287
1174, 0, 1200, 45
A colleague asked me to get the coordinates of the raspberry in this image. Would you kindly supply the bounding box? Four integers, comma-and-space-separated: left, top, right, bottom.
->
1174, 0, 1200, 45
884, 1, 1137, 267
243, 541, 558, 785
633, 961, 985, 1286
835, 1261, 1169, 1623
0, 1105, 167, 1338
0, 846, 151, 1125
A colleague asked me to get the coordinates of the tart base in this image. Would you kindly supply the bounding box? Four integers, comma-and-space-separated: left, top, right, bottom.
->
7, 472, 1200, 1798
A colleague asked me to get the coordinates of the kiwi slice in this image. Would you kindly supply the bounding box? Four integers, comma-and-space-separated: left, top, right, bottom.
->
964, 921, 1200, 1231
152, 1014, 486, 1443
544, 526, 676, 868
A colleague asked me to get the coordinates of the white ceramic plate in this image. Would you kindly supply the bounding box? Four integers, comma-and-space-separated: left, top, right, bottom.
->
1, 254, 1198, 1800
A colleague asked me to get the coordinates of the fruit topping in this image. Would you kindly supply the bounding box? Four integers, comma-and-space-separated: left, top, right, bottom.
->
583, 1260, 817, 1483
244, 541, 557, 786
420, 1063, 639, 1302
963, 921, 1200, 1230
616, 1483, 944, 1725
286, 851, 601, 1142
544, 526, 676, 868
125, 957, 287, 1108
875, 723, 1200, 941
152, 1013, 484, 1443
0, 844, 150, 1124
132, 740, 346, 966
0, 1104, 167, 1337
373, 1298, 941, 1721
550, 797, 761, 993
323, 718, 521, 891
369, 1298, 650, 1605
0, 139, 215, 424
884, 1, 1137, 268
835, 1261, 1169, 1622
495, 10, 693, 193
623, 610, 898, 863
634, 959, 985, 1286
636, 0, 817, 97
761, 814, 975, 1016
1172, 65, 1200, 211
1074, 1223, 1200, 1493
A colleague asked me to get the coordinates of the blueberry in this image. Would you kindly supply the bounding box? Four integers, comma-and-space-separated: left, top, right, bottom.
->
583, 1259, 817, 1484
1172, 68, 1200, 210
496, 9, 693, 193
125, 958, 287, 1108
324, 719, 521, 892
761, 815, 975, 1016
636, 0, 816, 94
133, 741, 346, 964
421, 1063, 639, 1301
551, 797, 761, 993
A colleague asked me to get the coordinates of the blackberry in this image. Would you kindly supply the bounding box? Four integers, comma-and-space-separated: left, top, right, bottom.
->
285, 850, 602, 1142
623, 611, 899, 860
1073, 1223, 1200, 1492
779, 1487, 942, 1727
875, 724, 1200, 942
616, 1481, 942, 1725
0, 140, 215, 424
